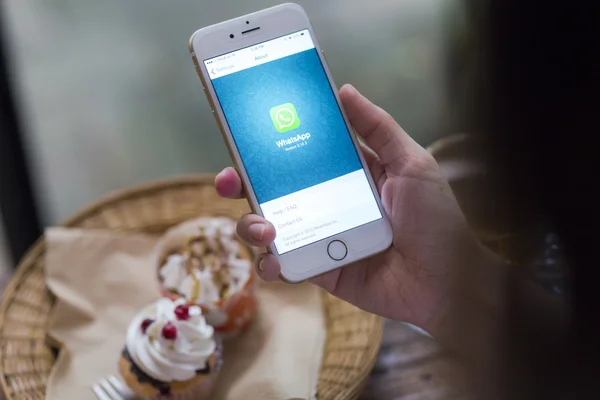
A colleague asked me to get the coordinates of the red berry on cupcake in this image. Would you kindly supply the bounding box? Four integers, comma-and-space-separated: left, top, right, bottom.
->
174, 304, 190, 321
161, 322, 178, 340
140, 318, 155, 333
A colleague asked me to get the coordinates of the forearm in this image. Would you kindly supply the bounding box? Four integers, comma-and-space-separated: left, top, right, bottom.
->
428, 247, 569, 399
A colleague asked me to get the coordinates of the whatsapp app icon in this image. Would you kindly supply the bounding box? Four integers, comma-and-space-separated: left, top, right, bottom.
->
270, 103, 300, 133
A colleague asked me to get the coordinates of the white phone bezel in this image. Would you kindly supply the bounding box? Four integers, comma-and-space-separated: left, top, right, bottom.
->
190, 3, 393, 283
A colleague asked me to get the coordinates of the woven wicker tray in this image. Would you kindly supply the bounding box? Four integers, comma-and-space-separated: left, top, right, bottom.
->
0, 175, 383, 400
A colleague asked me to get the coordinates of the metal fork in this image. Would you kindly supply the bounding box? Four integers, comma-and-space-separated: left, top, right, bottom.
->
92, 375, 137, 400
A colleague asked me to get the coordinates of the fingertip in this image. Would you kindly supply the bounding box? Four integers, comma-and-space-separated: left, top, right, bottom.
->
339, 84, 359, 103
237, 214, 276, 247
262, 221, 277, 243
215, 167, 242, 199
340, 83, 357, 95
256, 254, 280, 282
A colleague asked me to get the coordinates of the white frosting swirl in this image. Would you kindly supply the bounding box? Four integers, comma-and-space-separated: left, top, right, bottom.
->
158, 218, 252, 305
159, 254, 188, 290
126, 298, 216, 382
178, 268, 221, 304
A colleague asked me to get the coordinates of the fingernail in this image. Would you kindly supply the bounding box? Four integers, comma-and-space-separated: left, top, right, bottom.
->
257, 258, 265, 271
248, 223, 265, 241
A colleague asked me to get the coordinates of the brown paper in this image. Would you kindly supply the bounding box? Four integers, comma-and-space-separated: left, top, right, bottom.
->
45, 227, 324, 400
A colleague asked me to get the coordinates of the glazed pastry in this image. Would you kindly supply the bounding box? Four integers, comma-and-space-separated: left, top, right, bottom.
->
119, 298, 222, 399
156, 217, 257, 336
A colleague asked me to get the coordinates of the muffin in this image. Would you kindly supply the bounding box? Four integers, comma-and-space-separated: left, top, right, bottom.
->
156, 217, 257, 336
119, 298, 222, 399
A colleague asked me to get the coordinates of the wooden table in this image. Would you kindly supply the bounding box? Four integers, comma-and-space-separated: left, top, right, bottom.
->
361, 320, 468, 399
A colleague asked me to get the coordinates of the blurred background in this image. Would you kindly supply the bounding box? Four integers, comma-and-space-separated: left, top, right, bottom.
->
0, 0, 464, 212
0, 0, 471, 272
0, 0, 567, 293
0, 218, 9, 287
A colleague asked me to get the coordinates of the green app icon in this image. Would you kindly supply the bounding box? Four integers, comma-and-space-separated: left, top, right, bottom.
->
270, 103, 301, 133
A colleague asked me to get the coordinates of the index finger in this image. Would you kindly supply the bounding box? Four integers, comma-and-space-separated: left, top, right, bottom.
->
340, 84, 423, 169
215, 167, 244, 199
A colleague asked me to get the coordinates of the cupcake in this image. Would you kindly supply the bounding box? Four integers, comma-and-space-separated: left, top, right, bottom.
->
119, 298, 222, 399
156, 217, 257, 336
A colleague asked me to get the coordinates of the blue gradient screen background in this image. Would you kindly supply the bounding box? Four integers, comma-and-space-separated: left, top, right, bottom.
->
211, 49, 363, 203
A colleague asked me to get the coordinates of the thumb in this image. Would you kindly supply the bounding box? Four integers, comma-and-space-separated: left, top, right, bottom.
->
340, 84, 421, 168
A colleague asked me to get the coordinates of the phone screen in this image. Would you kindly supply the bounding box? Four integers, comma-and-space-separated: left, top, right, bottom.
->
204, 29, 382, 255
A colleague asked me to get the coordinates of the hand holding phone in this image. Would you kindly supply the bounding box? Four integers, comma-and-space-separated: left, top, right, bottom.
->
190, 3, 392, 282
215, 82, 496, 332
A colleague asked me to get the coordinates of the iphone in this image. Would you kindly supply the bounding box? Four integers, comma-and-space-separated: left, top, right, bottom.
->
189, 3, 392, 282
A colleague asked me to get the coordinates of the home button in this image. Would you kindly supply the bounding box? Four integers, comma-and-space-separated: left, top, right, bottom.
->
327, 240, 348, 261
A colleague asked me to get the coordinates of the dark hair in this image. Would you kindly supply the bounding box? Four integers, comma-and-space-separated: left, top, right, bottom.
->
479, 0, 599, 397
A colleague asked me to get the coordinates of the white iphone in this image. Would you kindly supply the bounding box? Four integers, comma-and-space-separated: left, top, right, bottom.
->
189, 3, 393, 282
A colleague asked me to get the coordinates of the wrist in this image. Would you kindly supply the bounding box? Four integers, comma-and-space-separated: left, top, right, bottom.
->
424, 243, 509, 347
